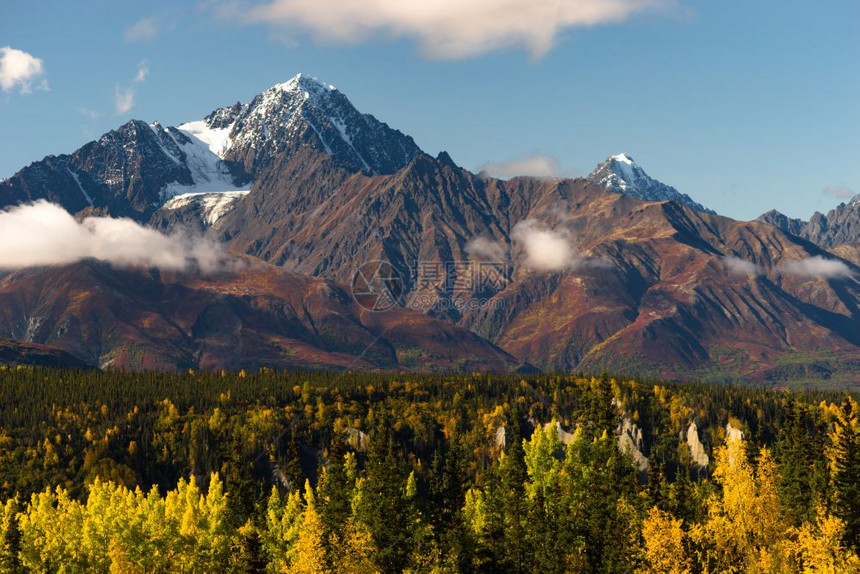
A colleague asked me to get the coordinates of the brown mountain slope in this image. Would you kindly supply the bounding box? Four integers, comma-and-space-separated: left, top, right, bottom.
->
0, 260, 524, 372
462, 188, 860, 383
211, 147, 860, 384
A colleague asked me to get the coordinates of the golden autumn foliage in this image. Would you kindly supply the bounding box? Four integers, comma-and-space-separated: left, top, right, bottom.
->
0, 369, 857, 572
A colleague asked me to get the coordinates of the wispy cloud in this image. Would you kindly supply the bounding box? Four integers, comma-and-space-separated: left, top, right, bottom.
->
822, 184, 854, 200
220, 0, 676, 59
480, 154, 564, 179
724, 256, 761, 277
113, 85, 135, 114
133, 60, 149, 83
114, 61, 149, 114
124, 17, 160, 42
78, 107, 101, 120
0, 46, 48, 94
0, 201, 229, 273
779, 256, 854, 279
466, 236, 508, 262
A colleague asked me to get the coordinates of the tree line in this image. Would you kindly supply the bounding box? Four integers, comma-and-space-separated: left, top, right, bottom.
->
0, 366, 857, 572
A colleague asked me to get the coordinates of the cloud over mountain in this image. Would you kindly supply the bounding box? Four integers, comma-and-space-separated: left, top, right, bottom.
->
480, 154, 561, 179
511, 218, 581, 271
0, 201, 227, 273
779, 256, 854, 279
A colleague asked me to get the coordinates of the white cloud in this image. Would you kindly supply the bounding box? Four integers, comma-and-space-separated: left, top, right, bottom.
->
124, 17, 160, 42
113, 61, 148, 114
822, 184, 854, 200
724, 256, 761, 277
133, 60, 149, 83
0, 46, 48, 94
466, 236, 508, 262
114, 84, 135, 114
0, 201, 229, 273
78, 107, 101, 120
779, 256, 854, 279
511, 218, 581, 271
224, 0, 675, 59
480, 154, 561, 179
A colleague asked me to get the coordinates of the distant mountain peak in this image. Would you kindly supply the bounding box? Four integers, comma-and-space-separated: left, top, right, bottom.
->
588, 153, 714, 213
275, 73, 338, 96
187, 72, 422, 176
758, 193, 860, 248
611, 152, 635, 165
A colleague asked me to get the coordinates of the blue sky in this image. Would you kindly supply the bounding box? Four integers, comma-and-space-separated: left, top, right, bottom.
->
1, 0, 857, 220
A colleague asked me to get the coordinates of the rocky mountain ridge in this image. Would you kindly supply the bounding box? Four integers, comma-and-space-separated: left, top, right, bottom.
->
758, 195, 860, 248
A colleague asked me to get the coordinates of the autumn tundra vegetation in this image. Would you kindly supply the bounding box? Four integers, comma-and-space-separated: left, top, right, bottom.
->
0, 367, 857, 573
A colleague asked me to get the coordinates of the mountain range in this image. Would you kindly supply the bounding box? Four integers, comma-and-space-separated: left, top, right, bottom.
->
1, 74, 858, 386
758, 195, 860, 250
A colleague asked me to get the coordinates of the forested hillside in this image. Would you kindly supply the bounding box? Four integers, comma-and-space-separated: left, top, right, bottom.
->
0, 368, 857, 572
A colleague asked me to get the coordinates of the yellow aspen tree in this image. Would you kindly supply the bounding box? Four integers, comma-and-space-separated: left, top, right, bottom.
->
291, 481, 329, 574
690, 435, 787, 572
790, 505, 860, 573
641, 507, 692, 574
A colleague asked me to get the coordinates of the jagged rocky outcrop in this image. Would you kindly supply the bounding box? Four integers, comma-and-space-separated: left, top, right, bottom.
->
685, 421, 710, 468
758, 195, 860, 248
618, 417, 650, 472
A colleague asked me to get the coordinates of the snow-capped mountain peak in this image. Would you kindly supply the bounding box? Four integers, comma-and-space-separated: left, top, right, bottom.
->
611, 153, 635, 165
588, 153, 714, 213
275, 73, 337, 98
178, 73, 422, 176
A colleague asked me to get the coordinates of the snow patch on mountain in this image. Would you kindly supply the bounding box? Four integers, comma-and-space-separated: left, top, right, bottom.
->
67, 167, 93, 206
161, 190, 250, 226
588, 153, 714, 214
157, 124, 250, 201
178, 120, 234, 158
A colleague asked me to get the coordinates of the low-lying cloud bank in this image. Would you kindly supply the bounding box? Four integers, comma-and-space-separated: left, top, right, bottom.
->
0, 201, 228, 273
779, 256, 854, 279
724, 256, 762, 277
480, 154, 562, 179
724, 254, 855, 279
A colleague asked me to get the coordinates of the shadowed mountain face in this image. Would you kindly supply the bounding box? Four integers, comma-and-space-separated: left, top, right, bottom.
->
0, 260, 524, 372
1, 73, 859, 383
0, 339, 93, 369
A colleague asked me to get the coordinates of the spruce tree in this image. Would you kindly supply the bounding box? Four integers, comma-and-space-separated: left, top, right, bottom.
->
831, 397, 860, 551
0, 499, 23, 574
775, 399, 816, 525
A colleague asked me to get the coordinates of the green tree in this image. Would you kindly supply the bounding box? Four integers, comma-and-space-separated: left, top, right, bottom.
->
352, 418, 414, 573
829, 396, 860, 551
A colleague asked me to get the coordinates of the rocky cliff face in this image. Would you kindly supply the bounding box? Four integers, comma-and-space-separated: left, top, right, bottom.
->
758, 196, 860, 248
